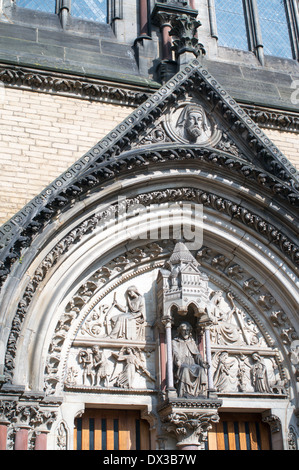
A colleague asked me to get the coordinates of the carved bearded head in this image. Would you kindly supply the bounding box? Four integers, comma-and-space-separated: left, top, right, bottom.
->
177, 104, 208, 142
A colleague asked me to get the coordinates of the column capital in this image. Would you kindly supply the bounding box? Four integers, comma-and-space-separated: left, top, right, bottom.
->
161, 315, 173, 328
158, 397, 222, 449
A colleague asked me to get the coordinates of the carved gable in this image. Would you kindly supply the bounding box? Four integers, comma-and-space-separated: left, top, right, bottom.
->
0, 59, 298, 266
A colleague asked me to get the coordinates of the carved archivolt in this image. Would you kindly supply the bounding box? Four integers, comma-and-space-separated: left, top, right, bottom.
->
3, 188, 298, 393
40, 238, 295, 400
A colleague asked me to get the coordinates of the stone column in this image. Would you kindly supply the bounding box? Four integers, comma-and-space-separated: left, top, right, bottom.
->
152, 12, 173, 61
163, 317, 176, 396
35, 430, 49, 450
205, 326, 214, 391
58, 0, 70, 29
0, 400, 15, 450
139, 0, 149, 37
199, 320, 217, 397
14, 426, 30, 450
159, 332, 167, 393
0, 420, 9, 450
151, 4, 180, 82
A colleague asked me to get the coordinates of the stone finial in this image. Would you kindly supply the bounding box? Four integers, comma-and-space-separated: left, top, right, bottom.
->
169, 14, 206, 61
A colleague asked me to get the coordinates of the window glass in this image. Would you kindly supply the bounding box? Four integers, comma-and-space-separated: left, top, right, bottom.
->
214, 0, 249, 50
71, 0, 107, 23
16, 0, 55, 13
256, 0, 293, 59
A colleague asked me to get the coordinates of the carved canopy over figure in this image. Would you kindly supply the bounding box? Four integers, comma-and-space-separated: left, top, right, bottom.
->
109, 286, 145, 340
172, 322, 208, 398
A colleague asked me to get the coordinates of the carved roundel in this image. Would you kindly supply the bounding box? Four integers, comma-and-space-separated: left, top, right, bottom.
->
165, 100, 222, 147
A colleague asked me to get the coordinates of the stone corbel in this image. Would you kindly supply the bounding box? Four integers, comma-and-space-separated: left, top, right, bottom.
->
262, 411, 281, 433
159, 399, 221, 450
262, 411, 284, 450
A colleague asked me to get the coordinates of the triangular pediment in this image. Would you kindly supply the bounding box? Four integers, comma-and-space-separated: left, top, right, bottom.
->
1, 59, 298, 260
76, 58, 298, 184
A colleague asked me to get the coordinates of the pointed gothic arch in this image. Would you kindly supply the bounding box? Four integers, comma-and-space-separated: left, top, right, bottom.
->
0, 60, 298, 450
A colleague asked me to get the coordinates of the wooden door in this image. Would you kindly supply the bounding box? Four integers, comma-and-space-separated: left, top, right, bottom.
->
74, 409, 150, 450
208, 413, 271, 450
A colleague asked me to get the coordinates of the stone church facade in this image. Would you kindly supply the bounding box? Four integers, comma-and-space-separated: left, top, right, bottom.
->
0, 0, 298, 451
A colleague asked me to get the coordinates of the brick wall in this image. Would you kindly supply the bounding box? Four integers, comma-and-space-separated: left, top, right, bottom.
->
263, 128, 299, 170
0, 88, 131, 224
0, 87, 298, 225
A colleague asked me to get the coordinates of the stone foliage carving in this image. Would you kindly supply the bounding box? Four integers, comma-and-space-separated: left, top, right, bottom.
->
0, 66, 148, 107
0, 399, 57, 449
288, 426, 298, 450
160, 404, 221, 449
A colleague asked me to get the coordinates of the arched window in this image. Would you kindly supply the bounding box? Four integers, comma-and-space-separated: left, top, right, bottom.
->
16, 0, 56, 13
214, 0, 249, 51
256, 0, 293, 59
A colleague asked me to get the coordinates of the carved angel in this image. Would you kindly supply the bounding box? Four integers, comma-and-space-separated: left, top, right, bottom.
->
110, 347, 154, 389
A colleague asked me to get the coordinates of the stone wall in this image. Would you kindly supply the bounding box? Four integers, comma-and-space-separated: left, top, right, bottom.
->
0, 87, 298, 225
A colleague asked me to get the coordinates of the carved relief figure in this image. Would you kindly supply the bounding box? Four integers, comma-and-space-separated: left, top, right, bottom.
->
111, 347, 155, 389
172, 322, 208, 398
109, 286, 145, 340
78, 348, 95, 386
77, 346, 109, 387
176, 104, 211, 143
250, 353, 272, 393
213, 352, 235, 392
92, 345, 110, 387
207, 291, 242, 345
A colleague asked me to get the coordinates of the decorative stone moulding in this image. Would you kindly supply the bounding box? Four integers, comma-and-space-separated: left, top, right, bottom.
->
0, 65, 150, 107
1, 65, 298, 133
